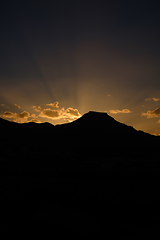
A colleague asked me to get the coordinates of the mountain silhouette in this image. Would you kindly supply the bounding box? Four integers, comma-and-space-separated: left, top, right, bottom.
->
56, 111, 159, 150
0, 111, 159, 149
1, 112, 160, 239
64, 111, 134, 131
1, 110, 159, 174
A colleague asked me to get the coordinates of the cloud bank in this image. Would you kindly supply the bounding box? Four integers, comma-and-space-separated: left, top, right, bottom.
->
1, 101, 81, 123
33, 102, 81, 121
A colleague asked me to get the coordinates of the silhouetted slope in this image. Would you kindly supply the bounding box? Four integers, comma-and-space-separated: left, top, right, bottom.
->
63, 111, 154, 139
55, 111, 158, 150
1, 113, 160, 240
0, 118, 54, 144
66, 111, 135, 133
0, 111, 159, 150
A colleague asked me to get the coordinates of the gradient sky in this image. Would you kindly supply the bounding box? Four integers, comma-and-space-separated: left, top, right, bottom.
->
0, 0, 160, 135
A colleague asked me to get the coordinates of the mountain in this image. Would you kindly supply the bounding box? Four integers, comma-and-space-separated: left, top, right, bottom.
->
1, 112, 160, 240
63, 111, 135, 131
1, 111, 159, 171
0, 111, 159, 148
56, 111, 159, 150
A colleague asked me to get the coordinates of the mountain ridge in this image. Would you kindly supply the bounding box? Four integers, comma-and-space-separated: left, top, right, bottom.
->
0, 111, 160, 176
0, 110, 158, 137
0, 111, 159, 152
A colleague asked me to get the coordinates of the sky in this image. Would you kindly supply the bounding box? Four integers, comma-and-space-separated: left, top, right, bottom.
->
0, 0, 160, 135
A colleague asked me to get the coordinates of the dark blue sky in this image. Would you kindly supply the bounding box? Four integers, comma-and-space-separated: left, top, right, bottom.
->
0, 0, 160, 134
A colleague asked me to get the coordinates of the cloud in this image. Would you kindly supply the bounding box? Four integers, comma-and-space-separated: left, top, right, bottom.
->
39, 109, 60, 119
2, 101, 81, 124
18, 111, 30, 118
3, 111, 14, 118
45, 102, 59, 108
153, 98, 160, 102
39, 107, 81, 120
109, 109, 131, 114
14, 104, 20, 109
33, 105, 42, 112
2, 111, 30, 122
33, 102, 81, 121
29, 119, 41, 123
33, 102, 59, 112
145, 98, 160, 102
65, 107, 80, 117
141, 108, 160, 118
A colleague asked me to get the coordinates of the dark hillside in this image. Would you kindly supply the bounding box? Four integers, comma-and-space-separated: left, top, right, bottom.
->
0, 112, 160, 239
0, 111, 159, 174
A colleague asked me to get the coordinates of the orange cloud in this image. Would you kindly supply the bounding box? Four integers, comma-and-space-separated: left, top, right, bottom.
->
153, 98, 160, 102
29, 119, 41, 123
1, 102, 81, 124
65, 107, 80, 117
33, 102, 59, 112
14, 104, 20, 109
145, 98, 160, 102
33, 102, 81, 121
39, 109, 60, 119
2, 111, 30, 122
3, 111, 14, 118
109, 109, 131, 114
46, 102, 59, 108
18, 111, 30, 118
141, 108, 160, 118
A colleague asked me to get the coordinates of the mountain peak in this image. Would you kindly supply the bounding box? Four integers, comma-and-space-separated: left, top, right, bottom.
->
82, 111, 112, 119
69, 110, 116, 129
86, 110, 109, 116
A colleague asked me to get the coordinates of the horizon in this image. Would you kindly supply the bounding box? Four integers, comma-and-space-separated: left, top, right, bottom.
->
0, 1, 160, 135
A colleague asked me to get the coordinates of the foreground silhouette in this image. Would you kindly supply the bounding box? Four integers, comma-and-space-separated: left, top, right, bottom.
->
1, 111, 160, 239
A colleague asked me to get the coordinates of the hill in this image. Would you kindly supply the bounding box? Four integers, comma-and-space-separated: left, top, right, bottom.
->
0, 111, 159, 177
1, 111, 158, 147
1, 112, 160, 239
1, 111, 159, 153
